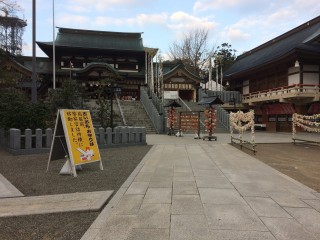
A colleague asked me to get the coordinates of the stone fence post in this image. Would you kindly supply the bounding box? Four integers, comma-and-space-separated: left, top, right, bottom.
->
9, 128, 21, 150
25, 129, 32, 149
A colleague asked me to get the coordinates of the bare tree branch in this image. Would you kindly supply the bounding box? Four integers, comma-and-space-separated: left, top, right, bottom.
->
168, 28, 216, 76
0, 0, 21, 16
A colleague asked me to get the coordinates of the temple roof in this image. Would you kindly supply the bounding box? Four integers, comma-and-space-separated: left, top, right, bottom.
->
163, 61, 201, 83
37, 27, 145, 58
224, 16, 320, 79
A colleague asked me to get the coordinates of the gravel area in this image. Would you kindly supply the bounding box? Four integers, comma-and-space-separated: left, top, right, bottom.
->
0, 145, 152, 240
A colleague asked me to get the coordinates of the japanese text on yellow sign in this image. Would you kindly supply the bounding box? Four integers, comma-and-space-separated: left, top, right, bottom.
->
63, 110, 101, 165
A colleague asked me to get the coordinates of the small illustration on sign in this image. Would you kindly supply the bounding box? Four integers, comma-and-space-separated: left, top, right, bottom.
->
77, 147, 94, 161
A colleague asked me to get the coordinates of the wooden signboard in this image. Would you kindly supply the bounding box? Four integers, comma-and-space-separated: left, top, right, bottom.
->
179, 112, 201, 137
47, 109, 103, 177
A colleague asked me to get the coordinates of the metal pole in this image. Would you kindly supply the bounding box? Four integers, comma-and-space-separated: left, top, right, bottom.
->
150, 52, 154, 94
145, 51, 148, 85
215, 60, 218, 92
220, 63, 223, 94
31, 0, 37, 103
52, 0, 56, 89
110, 82, 114, 129
208, 57, 212, 91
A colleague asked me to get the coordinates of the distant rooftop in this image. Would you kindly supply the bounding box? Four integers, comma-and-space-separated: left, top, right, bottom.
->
225, 16, 320, 78
37, 27, 146, 57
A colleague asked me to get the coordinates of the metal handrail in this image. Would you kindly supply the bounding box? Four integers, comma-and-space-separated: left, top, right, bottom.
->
115, 94, 127, 126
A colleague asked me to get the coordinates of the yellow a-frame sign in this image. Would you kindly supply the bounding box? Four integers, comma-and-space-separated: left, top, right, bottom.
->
47, 109, 103, 177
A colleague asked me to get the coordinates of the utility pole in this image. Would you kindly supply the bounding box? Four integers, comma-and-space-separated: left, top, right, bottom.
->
52, 0, 56, 89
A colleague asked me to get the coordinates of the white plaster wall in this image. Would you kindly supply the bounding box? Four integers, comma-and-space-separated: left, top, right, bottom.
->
303, 73, 319, 85
288, 66, 300, 74
288, 73, 300, 85
243, 80, 249, 94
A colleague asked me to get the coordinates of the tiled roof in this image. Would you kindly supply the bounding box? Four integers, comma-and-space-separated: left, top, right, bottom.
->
163, 62, 201, 82
37, 27, 145, 52
225, 16, 320, 78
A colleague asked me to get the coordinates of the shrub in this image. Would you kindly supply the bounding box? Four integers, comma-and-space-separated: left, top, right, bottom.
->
0, 90, 50, 130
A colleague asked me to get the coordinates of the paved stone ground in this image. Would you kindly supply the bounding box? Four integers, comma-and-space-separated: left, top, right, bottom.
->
81, 133, 320, 240
0, 132, 319, 240
0, 191, 113, 217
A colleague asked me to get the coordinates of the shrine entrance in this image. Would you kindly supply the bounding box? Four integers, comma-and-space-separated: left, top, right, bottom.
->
179, 90, 194, 101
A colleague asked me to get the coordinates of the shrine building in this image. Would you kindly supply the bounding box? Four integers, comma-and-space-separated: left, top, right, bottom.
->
1, 27, 200, 102
224, 16, 320, 132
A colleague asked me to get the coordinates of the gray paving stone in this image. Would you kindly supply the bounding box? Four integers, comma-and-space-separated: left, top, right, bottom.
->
266, 191, 311, 208
174, 172, 195, 181
224, 173, 251, 183
149, 181, 173, 188
170, 227, 211, 240
283, 184, 319, 200
97, 215, 137, 240
173, 166, 193, 173
304, 199, 320, 212
127, 228, 169, 240
0, 191, 113, 217
285, 207, 320, 235
140, 165, 156, 172
112, 194, 144, 215
173, 181, 198, 195
199, 188, 245, 205
125, 182, 149, 195
143, 188, 172, 204
171, 214, 208, 229
261, 217, 318, 240
245, 197, 292, 218
195, 176, 234, 188
190, 160, 217, 170
313, 192, 320, 199
105, 214, 137, 228
0, 174, 24, 198
209, 229, 276, 240
151, 176, 173, 182
153, 170, 174, 178
136, 203, 171, 228
133, 171, 153, 182
204, 204, 267, 231
192, 169, 224, 178
233, 182, 268, 197
172, 195, 204, 215
80, 228, 99, 240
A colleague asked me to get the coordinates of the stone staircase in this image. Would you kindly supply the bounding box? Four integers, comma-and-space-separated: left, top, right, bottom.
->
117, 100, 157, 134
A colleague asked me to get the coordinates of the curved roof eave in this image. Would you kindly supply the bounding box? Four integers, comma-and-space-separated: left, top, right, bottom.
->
76, 62, 119, 74
37, 41, 146, 53
224, 17, 320, 79
163, 64, 201, 82
224, 49, 297, 79
0, 57, 32, 76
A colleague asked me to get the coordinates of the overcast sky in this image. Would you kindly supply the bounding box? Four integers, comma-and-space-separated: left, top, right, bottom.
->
11, 0, 320, 58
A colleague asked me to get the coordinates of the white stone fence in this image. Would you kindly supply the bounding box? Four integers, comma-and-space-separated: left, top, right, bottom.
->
0, 126, 146, 155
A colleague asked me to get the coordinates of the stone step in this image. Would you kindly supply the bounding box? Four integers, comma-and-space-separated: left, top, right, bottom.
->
118, 100, 157, 134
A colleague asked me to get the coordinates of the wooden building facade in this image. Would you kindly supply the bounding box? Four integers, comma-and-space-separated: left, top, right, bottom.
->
1, 27, 201, 102
224, 16, 320, 132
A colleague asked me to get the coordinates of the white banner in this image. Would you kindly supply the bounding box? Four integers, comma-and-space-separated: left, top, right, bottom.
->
164, 91, 179, 99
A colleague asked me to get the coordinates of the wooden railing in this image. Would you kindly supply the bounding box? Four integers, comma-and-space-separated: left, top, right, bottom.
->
243, 84, 320, 104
